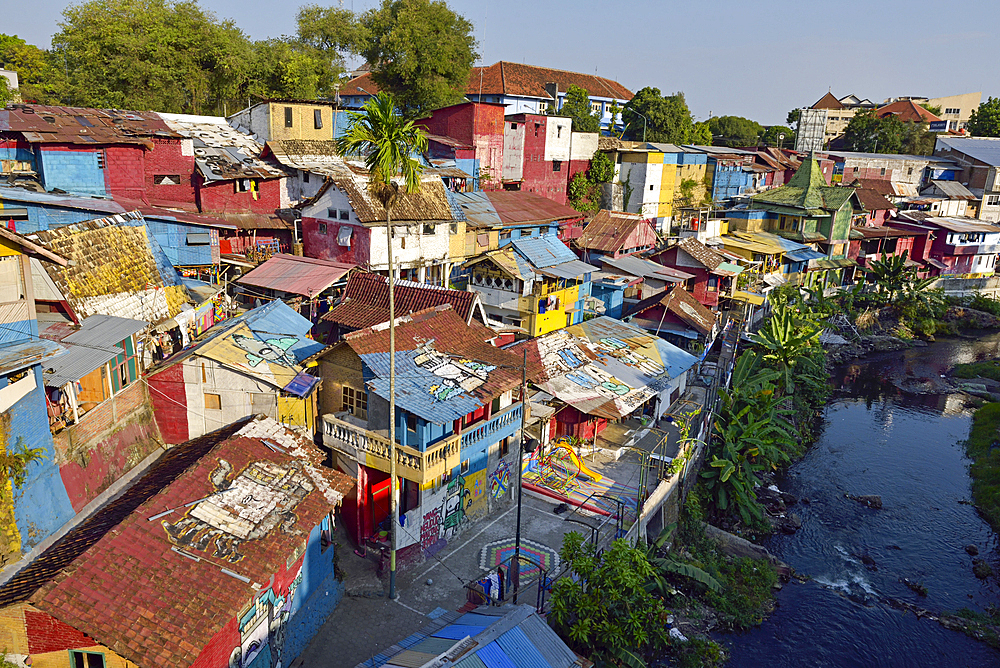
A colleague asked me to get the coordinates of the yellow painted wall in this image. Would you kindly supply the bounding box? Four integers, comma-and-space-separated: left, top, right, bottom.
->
672, 162, 709, 209
530, 284, 580, 336
278, 394, 314, 433
31, 645, 131, 668
0, 604, 131, 668
658, 157, 676, 219
268, 102, 335, 141
0, 237, 22, 257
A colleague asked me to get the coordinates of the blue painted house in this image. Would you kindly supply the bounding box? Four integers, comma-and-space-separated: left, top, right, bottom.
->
0, 226, 75, 564
320, 305, 525, 557
688, 145, 758, 202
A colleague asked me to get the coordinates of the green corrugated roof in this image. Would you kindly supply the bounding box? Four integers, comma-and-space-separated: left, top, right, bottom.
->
752, 155, 855, 214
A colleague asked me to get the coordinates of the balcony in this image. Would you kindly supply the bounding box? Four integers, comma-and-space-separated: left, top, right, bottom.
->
461, 403, 522, 450
322, 414, 461, 485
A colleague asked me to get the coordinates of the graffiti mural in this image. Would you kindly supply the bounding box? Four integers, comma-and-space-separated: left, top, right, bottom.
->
413, 344, 496, 402
464, 469, 488, 518
420, 471, 479, 554
228, 555, 304, 668
162, 459, 313, 563
441, 473, 469, 539
490, 460, 511, 500
420, 506, 442, 551
232, 333, 298, 368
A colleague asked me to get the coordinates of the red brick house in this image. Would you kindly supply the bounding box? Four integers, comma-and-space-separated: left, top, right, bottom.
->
416, 101, 507, 190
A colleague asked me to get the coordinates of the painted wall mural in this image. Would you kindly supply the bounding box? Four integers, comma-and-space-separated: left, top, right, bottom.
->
419, 472, 474, 554
229, 559, 303, 668
198, 323, 306, 390
413, 344, 496, 402
464, 468, 488, 519
162, 459, 313, 563
490, 460, 511, 500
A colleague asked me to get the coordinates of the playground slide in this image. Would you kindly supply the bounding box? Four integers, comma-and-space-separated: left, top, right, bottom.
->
560, 447, 603, 483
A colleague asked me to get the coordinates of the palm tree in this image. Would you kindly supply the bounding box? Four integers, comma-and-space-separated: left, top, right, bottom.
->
336, 92, 428, 599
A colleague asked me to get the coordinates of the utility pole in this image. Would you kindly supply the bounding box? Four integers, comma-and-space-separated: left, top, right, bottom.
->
513, 348, 527, 602
388, 203, 398, 600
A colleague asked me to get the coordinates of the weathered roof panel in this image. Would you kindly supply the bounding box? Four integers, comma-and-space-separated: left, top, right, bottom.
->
0, 105, 177, 145
485, 191, 582, 224
321, 272, 478, 329
577, 209, 651, 252
236, 253, 354, 297
0, 339, 65, 376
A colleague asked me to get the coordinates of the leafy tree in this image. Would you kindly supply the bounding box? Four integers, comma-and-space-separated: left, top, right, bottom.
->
48, 0, 255, 113
568, 150, 614, 212
247, 38, 342, 101
551, 84, 600, 133
643, 524, 723, 596
900, 121, 935, 156
708, 115, 764, 147
359, 0, 477, 118
588, 149, 614, 183
0, 77, 16, 106
762, 125, 794, 148
920, 102, 942, 117
550, 532, 672, 667
968, 97, 1000, 137
786, 108, 801, 128
0, 34, 49, 102
692, 120, 712, 145
866, 251, 911, 302
297, 4, 364, 61
843, 109, 904, 153
623, 87, 695, 144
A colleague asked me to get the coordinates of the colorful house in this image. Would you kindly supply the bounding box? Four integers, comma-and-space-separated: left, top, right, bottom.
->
501, 113, 597, 205
650, 236, 743, 309
522, 316, 698, 442
575, 209, 658, 264
591, 254, 694, 319
146, 300, 324, 445
465, 232, 597, 336
624, 285, 719, 352
891, 213, 1000, 277
228, 97, 353, 142
318, 305, 524, 554
416, 101, 507, 190
0, 416, 354, 668
233, 253, 354, 309
0, 226, 70, 564
486, 191, 586, 244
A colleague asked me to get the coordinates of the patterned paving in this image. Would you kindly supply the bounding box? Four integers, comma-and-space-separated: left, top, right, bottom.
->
479, 537, 560, 576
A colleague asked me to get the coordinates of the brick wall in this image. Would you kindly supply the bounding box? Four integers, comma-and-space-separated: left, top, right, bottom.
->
104, 145, 146, 201
51, 380, 164, 512
196, 175, 284, 214
24, 608, 95, 654
144, 138, 197, 206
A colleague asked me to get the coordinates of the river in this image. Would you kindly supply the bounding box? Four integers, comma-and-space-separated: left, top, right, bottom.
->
724, 334, 1000, 668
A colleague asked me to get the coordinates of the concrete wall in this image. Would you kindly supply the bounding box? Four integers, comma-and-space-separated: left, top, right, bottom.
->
502, 119, 525, 182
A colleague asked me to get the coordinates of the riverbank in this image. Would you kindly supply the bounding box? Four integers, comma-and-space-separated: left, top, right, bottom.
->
964, 401, 1000, 533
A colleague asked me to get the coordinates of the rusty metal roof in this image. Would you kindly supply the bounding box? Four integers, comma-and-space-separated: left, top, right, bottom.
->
626, 286, 717, 336
425, 133, 474, 150
577, 210, 653, 251
236, 254, 354, 297
158, 113, 285, 182
0, 104, 178, 145
485, 191, 582, 224
451, 191, 502, 228
264, 140, 355, 179
322, 272, 478, 329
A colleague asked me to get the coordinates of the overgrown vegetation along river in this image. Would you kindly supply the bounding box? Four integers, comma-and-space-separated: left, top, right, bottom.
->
725, 334, 1000, 667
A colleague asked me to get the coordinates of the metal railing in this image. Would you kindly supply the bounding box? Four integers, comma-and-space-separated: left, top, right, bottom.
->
460, 403, 521, 449
464, 553, 551, 614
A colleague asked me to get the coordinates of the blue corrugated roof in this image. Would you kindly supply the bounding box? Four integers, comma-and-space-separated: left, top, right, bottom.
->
785, 249, 826, 262
474, 642, 519, 668
455, 612, 502, 626
0, 186, 125, 214
509, 234, 578, 268
494, 626, 551, 668
0, 339, 65, 376
237, 300, 324, 362
452, 191, 502, 228
432, 624, 489, 640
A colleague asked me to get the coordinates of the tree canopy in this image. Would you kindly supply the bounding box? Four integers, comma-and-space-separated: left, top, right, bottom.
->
622, 87, 696, 144
708, 115, 764, 147
359, 0, 478, 118
761, 126, 795, 148
968, 97, 1000, 137
843, 110, 905, 153
552, 84, 601, 133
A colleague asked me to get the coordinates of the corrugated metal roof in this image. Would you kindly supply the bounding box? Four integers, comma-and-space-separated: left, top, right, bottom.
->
495, 626, 552, 668
321, 272, 478, 329
264, 140, 355, 179
63, 314, 147, 348
485, 191, 582, 224
473, 642, 518, 668
516, 614, 577, 668
305, 171, 455, 224
452, 192, 502, 228
42, 341, 118, 388
0, 105, 177, 145
937, 137, 1000, 166
535, 259, 598, 280
626, 286, 717, 336
158, 113, 285, 182
236, 253, 354, 297
509, 234, 579, 268
0, 339, 65, 375
599, 255, 694, 282
928, 179, 976, 199
577, 209, 652, 252
433, 624, 491, 640
0, 185, 126, 215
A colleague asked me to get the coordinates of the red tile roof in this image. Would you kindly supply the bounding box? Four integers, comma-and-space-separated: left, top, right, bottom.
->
466, 62, 633, 101
812, 92, 845, 110
7, 417, 353, 668
485, 191, 583, 224
343, 305, 523, 400
876, 99, 942, 124
577, 210, 654, 252
625, 285, 717, 335
847, 178, 896, 198
321, 272, 478, 329
339, 72, 379, 97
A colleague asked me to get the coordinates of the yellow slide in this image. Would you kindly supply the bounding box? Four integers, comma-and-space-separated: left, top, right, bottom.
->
557, 446, 603, 483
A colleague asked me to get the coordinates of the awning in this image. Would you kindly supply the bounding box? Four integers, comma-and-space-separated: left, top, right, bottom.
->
282, 371, 320, 398
763, 273, 787, 287
712, 261, 744, 277
924, 257, 948, 270
785, 249, 827, 262
0, 339, 65, 376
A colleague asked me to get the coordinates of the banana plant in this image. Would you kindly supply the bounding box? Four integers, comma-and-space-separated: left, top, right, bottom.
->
643, 524, 723, 596
750, 305, 821, 394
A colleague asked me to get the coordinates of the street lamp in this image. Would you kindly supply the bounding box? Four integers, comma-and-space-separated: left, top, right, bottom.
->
631, 110, 649, 143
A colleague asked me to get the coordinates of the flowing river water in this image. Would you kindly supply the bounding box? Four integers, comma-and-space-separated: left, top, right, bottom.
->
725, 333, 1000, 668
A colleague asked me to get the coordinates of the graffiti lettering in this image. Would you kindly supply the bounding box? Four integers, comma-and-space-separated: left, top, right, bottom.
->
490, 461, 511, 500
232, 333, 298, 368
600, 381, 630, 396
556, 347, 587, 370
598, 337, 628, 350
565, 370, 598, 389
420, 507, 442, 551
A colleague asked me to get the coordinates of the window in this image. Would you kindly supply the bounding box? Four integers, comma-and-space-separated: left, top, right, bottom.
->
341, 386, 368, 419
880, 168, 887, 176
406, 414, 417, 433
534, 123, 541, 137
314, 108, 324, 129
450, 222, 459, 234
552, 160, 562, 172
461, 459, 470, 474
946, 107, 961, 115
440, 470, 452, 486
556, 126, 562, 138
649, 184, 654, 190
96, 151, 106, 169
907, 167, 913, 176
510, 122, 517, 130
204, 393, 222, 410
339, 210, 350, 221
500, 229, 511, 240
153, 174, 181, 185
423, 223, 436, 235
119, 362, 128, 387
590, 101, 602, 114
284, 106, 293, 127
707, 276, 718, 292
235, 179, 253, 193
499, 437, 510, 457
538, 101, 548, 112
70, 650, 106, 668
987, 195, 1000, 207
318, 222, 328, 234
302, 170, 310, 183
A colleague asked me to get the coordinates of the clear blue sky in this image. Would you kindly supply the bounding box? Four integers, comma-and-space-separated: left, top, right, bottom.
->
3, 0, 997, 126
